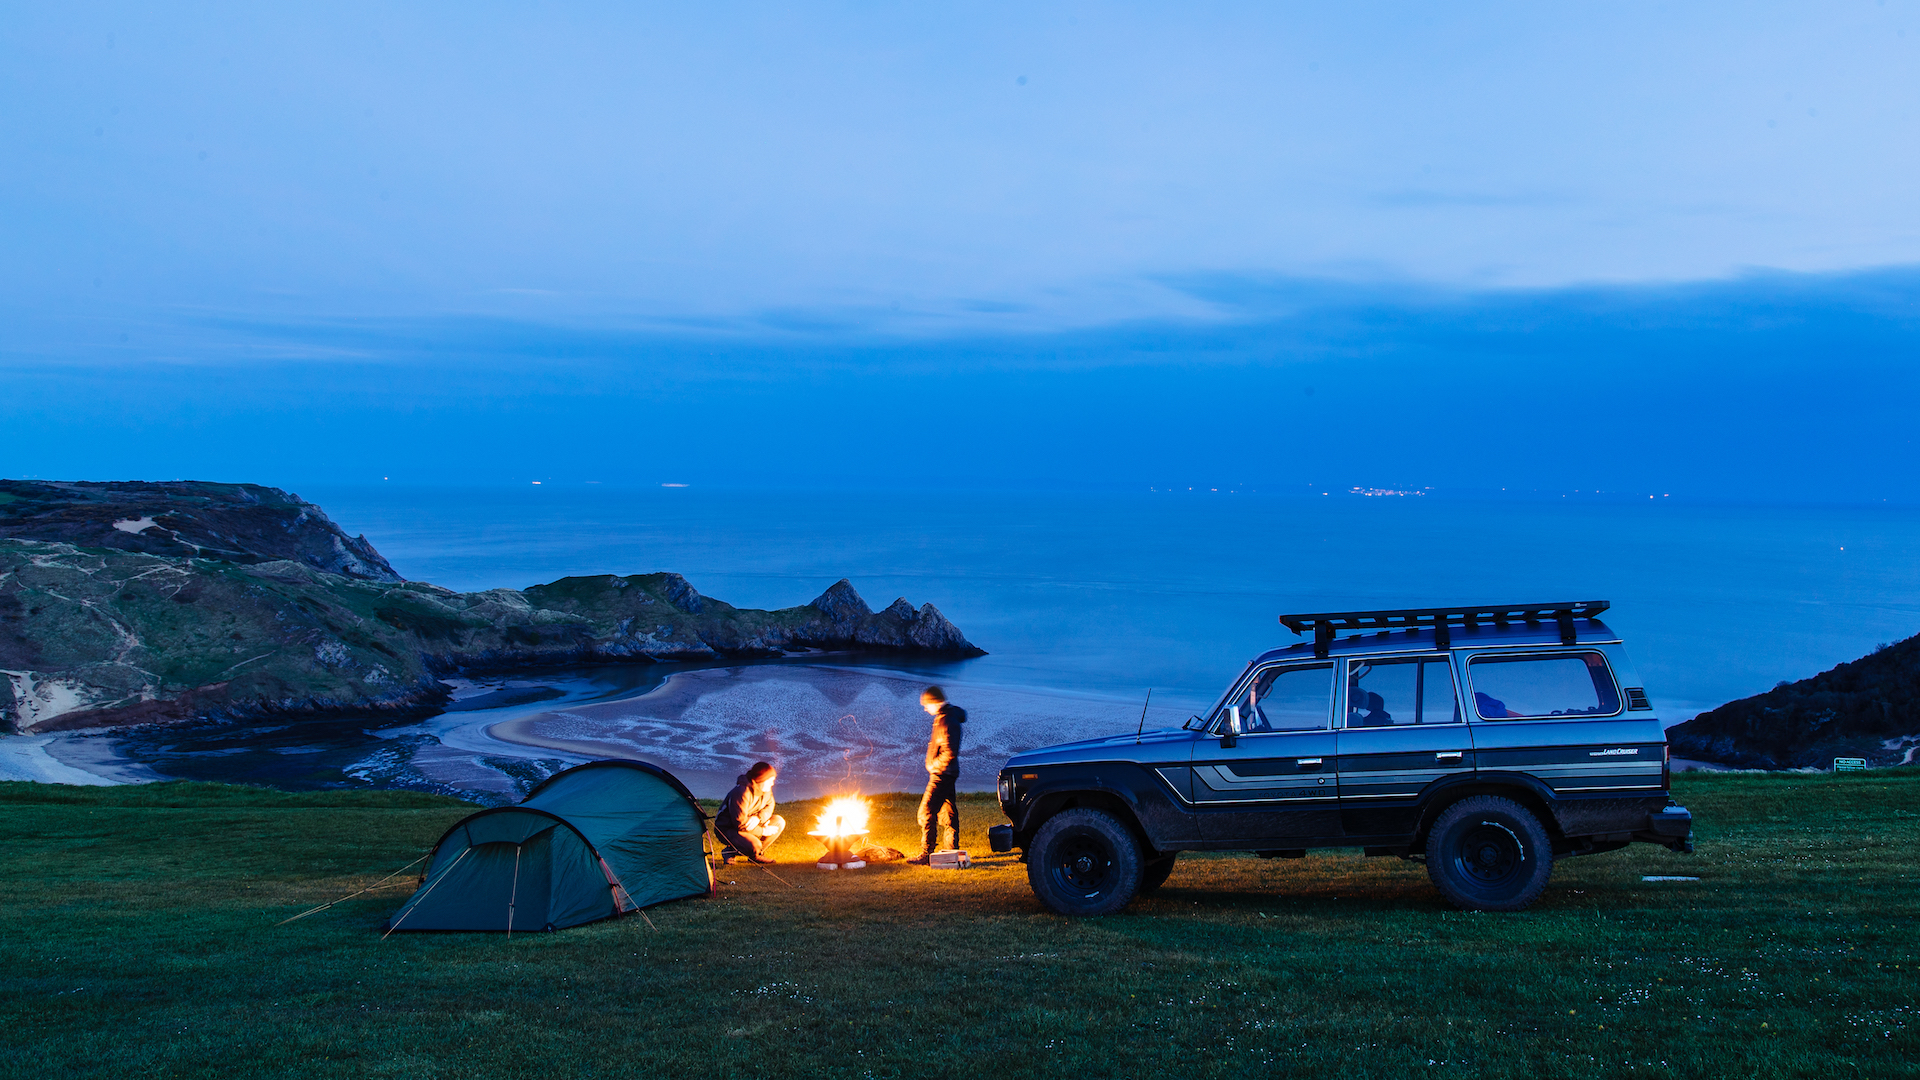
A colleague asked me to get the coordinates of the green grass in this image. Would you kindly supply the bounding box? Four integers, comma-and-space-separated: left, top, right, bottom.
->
1, 774, 1915, 1079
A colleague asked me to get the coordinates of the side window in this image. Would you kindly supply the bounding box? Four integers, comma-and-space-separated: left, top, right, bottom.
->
1467, 652, 1621, 720
1347, 658, 1460, 726
1226, 663, 1334, 733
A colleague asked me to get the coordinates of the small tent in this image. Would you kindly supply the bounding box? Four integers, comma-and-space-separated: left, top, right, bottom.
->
386, 760, 712, 932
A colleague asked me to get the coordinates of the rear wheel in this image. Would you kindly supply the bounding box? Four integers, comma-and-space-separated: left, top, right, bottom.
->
1425, 795, 1554, 912
1026, 808, 1144, 916
1137, 853, 1178, 895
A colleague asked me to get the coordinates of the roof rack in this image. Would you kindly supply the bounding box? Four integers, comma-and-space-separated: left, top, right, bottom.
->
1279, 601, 1611, 657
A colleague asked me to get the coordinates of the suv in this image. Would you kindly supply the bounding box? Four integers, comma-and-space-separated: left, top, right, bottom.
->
989, 601, 1695, 915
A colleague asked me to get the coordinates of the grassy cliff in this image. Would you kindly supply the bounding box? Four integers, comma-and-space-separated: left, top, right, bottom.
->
0, 482, 980, 734
0, 479, 400, 581
1669, 631, 1920, 769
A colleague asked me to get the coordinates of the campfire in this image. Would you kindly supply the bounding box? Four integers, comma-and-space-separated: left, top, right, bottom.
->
808, 796, 869, 870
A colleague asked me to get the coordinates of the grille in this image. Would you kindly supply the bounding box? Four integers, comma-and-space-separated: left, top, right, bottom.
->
1624, 687, 1652, 710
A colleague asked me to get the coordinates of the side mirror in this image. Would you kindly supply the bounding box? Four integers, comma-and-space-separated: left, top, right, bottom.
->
1221, 705, 1240, 748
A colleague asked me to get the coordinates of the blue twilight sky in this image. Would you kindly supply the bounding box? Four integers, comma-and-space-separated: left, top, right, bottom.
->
3, 3, 1918, 498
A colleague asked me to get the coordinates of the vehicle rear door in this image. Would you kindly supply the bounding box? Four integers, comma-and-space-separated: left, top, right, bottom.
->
1192, 661, 1341, 845
1334, 654, 1473, 842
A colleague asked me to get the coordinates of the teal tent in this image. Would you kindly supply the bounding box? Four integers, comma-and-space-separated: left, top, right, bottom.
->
386, 761, 712, 932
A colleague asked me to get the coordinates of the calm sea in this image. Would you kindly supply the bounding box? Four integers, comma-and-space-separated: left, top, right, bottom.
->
302, 484, 1920, 724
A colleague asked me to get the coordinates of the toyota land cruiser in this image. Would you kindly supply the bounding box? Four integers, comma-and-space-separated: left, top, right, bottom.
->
989, 602, 1695, 915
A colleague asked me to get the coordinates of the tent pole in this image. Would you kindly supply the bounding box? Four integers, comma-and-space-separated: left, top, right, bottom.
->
703, 821, 719, 896
507, 844, 522, 940
382, 847, 471, 940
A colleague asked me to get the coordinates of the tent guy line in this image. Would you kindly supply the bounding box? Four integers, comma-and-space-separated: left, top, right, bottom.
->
383, 849, 472, 939
275, 854, 430, 927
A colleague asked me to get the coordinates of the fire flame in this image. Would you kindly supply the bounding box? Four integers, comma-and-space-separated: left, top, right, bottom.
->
815, 796, 869, 838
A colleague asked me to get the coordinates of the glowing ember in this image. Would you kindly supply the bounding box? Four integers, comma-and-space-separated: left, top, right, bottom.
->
815, 796, 869, 838
808, 796, 871, 870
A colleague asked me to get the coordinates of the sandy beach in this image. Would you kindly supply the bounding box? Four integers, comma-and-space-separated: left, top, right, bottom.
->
480, 663, 1181, 799
0, 733, 123, 786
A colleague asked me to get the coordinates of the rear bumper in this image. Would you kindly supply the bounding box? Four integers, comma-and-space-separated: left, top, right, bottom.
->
1632, 804, 1694, 853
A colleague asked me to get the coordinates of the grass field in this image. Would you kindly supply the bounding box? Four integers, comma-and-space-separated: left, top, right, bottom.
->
2, 773, 1915, 1079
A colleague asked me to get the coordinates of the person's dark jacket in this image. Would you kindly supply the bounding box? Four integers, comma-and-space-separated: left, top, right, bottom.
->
924, 703, 967, 776
717, 773, 775, 833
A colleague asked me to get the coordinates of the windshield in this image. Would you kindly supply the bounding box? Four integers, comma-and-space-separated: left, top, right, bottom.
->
1189, 664, 1256, 731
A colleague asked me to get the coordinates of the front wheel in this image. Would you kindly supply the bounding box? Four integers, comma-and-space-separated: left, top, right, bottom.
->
1026, 808, 1144, 916
1425, 795, 1554, 911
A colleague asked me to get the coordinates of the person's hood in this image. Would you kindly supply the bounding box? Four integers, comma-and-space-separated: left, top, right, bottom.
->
734, 773, 751, 786
941, 703, 966, 722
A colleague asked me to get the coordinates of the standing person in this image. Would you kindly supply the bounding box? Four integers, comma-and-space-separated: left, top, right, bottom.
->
908, 686, 967, 865
716, 762, 785, 864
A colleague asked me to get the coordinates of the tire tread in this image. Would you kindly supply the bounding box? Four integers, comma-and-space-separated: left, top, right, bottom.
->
1424, 794, 1554, 912
1025, 808, 1144, 916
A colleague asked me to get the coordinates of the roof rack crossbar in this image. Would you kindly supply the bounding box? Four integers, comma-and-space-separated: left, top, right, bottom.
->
1280, 601, 1609, 655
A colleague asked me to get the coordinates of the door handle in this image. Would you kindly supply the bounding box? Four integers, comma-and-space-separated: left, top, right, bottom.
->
1296, 758, 1323, 770
1435, 751, 1464, 763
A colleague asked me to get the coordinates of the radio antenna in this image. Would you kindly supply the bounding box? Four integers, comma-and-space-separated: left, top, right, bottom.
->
1134, 688, 1154, 743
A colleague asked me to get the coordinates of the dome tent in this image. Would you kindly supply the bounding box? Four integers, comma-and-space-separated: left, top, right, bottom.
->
386, 761, 712, 933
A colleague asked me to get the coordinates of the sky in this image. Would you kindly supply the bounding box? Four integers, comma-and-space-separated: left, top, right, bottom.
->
3, 3, 1918, 498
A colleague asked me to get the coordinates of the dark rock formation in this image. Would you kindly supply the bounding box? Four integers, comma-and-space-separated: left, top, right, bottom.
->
1668, 631, 1920, 769
499, 574, 979, 661
852, 597, 974, 651
0, 480, 400, 582
808, 578, 873, 633
0, 486, 984, 734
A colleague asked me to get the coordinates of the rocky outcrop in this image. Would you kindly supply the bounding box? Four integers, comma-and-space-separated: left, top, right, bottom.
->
853, 597, 975, 651
0, 543, 983, 735
1668, 631, 1920, 769
0, 480, 401, 583
501, 574, 980, 662
807, 578, 872, 634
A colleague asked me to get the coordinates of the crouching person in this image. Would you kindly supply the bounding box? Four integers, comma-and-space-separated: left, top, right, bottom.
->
717, 761, 785, 864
